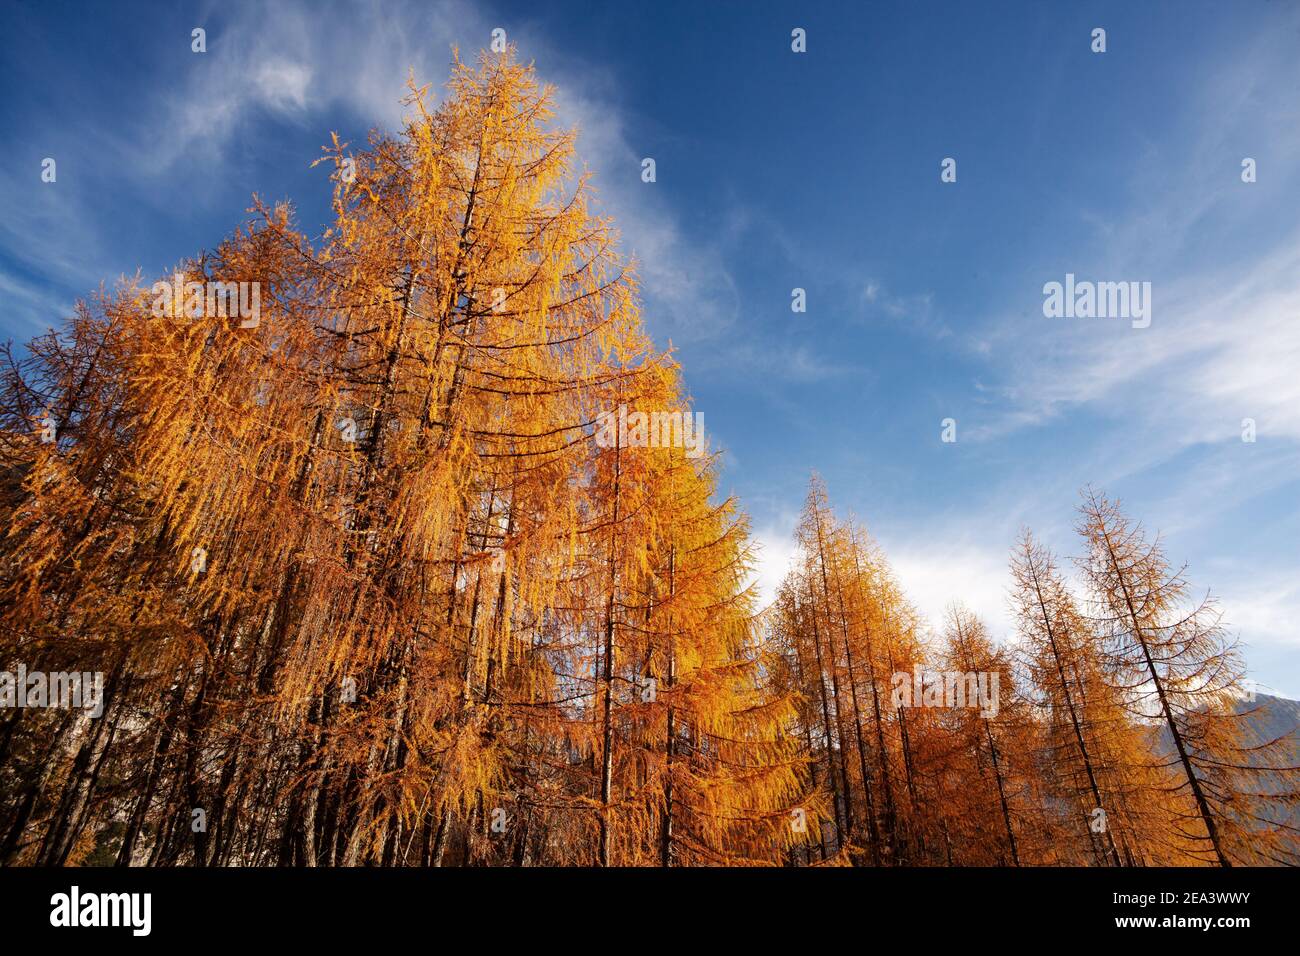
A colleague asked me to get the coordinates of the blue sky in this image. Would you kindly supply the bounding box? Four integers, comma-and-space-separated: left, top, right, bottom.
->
3, 0, 1298, 694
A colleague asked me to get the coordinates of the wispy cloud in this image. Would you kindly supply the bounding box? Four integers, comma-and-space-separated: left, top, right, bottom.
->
139, 1, 491, 172
965, 20, 1300, 457
549, 80, 741, 346
970, 236, 1300, 454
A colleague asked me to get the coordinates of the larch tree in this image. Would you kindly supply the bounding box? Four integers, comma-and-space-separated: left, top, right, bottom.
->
0, 47, 803, 868
932, 605, 1028, 866
1076, 488, 1299, 866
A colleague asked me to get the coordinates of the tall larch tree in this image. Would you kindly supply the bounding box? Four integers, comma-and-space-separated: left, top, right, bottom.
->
1076, 488, 1299, 866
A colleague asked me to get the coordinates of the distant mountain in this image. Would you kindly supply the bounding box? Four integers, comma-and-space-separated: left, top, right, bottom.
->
1154, 692, 1299, 751
1232, 692, 1300, 749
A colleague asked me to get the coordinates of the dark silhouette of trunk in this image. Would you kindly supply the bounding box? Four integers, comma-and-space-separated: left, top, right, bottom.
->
116, 680, 188, 866
598, 425, 621, 867
809, 508, 856, 846
0, 707, 78, 864
806, 600, 845, 854
659, 547, 676, 868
